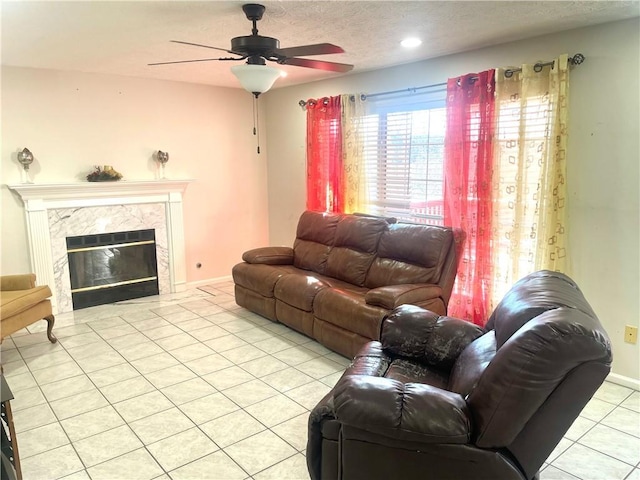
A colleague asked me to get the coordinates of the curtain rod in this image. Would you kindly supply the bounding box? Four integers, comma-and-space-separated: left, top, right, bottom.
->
298, 53, 585, 107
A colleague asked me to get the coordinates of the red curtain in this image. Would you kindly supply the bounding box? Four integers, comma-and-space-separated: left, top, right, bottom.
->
306, 96, 344, 212
444, 71, 495, 326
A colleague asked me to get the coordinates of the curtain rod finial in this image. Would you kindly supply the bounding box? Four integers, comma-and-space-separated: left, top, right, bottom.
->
570, 53, 585, 65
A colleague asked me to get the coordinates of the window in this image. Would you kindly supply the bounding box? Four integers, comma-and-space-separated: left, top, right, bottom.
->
361, 90, 447, 224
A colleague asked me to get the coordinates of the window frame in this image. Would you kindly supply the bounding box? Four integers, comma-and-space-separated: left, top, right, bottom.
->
361, 91, 447, 225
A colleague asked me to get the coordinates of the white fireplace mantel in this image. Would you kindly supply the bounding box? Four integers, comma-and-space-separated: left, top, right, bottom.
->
9, 180, 192, 205
7, 180, 193, 313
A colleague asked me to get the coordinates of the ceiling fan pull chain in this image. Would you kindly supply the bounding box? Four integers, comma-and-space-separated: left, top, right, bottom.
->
253, 95, 261, 154
252, 96, 257, 136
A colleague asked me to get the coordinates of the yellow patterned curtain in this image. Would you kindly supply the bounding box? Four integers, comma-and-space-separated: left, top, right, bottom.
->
341, 94, 368, 213
491, 55, 569, 305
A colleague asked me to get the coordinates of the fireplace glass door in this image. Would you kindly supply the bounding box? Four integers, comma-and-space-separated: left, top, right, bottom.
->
66, 229, 159, 309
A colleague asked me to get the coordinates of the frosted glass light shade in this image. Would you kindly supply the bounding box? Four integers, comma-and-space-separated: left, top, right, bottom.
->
231, 64, 283, 96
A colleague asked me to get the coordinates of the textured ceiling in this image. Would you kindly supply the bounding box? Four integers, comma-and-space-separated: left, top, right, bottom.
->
1, 1, 639, 90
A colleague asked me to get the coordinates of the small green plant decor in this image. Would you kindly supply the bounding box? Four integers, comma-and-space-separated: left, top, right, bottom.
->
86, 165, 123, 182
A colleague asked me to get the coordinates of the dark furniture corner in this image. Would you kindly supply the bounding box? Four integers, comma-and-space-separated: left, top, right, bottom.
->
1, 375, 20, 480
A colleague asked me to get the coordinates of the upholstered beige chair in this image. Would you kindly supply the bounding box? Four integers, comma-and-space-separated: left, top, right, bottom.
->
0, 274, 56, 344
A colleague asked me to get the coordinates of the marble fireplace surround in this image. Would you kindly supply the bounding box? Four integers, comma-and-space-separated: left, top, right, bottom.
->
8, 180, 192, 314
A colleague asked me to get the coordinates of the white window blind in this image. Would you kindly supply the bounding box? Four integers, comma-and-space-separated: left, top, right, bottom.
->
362, 89, 447, 224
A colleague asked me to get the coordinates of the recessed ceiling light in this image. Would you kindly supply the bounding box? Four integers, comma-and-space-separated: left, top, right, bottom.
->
401, 37, 422, 48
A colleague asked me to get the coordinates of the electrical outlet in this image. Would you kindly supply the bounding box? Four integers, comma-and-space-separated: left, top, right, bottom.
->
624, 325, 638, 344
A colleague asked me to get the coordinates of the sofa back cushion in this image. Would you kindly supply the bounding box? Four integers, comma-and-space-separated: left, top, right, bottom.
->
325, 215, 388, 286
365, 224, 454, 288
293, 211, 341, 274
486, 270, 598, 348
448, 331, 496, 398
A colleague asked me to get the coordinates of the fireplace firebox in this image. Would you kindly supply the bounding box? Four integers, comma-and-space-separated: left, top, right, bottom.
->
66, 229, 159, 309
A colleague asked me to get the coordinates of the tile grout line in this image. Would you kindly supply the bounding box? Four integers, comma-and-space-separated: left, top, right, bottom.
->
7, 284, 638, 480
14, 288, 307, 478
554, 440, 638, 477
140, 287, 256, 478
41, 291, 222, 478
16, 330, 93, 478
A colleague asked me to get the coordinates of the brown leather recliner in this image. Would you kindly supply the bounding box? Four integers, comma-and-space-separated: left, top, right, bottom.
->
307, 270, 612, 480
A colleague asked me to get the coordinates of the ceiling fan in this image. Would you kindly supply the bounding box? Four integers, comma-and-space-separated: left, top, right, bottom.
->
149, 3, 354, 95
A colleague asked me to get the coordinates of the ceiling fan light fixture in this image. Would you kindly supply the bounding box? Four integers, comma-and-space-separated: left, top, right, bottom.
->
231, 64, 283, 97
401, 37, 422, 48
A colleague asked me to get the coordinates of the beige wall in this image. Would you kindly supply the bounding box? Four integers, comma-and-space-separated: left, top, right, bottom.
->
264, 19, 640, 382
1, 67, 269, 284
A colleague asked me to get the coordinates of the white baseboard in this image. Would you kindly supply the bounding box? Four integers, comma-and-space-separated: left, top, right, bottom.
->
186, 276, 233, 289
607, 372, 640, 391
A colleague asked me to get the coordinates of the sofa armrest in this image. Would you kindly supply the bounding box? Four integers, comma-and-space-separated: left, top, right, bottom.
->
381, 305, 484, 369
364, 284, 443, 309
241, 247, 293, 265
1, 274, 36, 291
334, 375, 471, 444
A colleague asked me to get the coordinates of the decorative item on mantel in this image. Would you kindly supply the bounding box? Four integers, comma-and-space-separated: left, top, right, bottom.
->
17, 147, 34, 184
86, 165, 123, 182
156, 150, 169, 179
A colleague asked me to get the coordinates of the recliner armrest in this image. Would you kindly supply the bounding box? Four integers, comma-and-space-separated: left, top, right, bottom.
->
334, 375, 471, 444
382, 305, 484, 369
241, 247, 293, 265
365, 284, 443, 309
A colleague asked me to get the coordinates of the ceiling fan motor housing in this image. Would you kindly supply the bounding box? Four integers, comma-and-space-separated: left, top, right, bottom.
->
231, 35, 280, 56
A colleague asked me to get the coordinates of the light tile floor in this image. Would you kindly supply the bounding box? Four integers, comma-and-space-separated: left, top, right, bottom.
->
1, 281, 638, 480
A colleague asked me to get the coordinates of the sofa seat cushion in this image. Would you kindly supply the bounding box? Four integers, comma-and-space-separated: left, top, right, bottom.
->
385, 359, 449, 390
307, 273, 369, 295
274, 274, 329, 311
344, 342, 392, 377
0, 285, 52, 318
232, 263, 298, 298
314, 288, 387, 340
365, 284, 443, 309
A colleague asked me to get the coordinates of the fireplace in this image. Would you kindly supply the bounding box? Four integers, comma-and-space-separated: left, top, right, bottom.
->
8, 180, 191, 314
67, 229, 160, 309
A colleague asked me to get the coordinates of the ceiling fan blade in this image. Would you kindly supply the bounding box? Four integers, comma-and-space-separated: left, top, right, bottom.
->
148, 57, 240, 66
170, 40, 240, 55
282, 57, 354, 73
275, 43, 345, 57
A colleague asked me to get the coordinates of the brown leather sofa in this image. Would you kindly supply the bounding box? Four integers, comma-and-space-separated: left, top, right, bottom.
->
307, 270, 612, 480
233, 211, 462, 357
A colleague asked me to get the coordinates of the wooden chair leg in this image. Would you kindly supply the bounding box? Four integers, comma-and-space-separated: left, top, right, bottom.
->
44, 315, 57, 344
